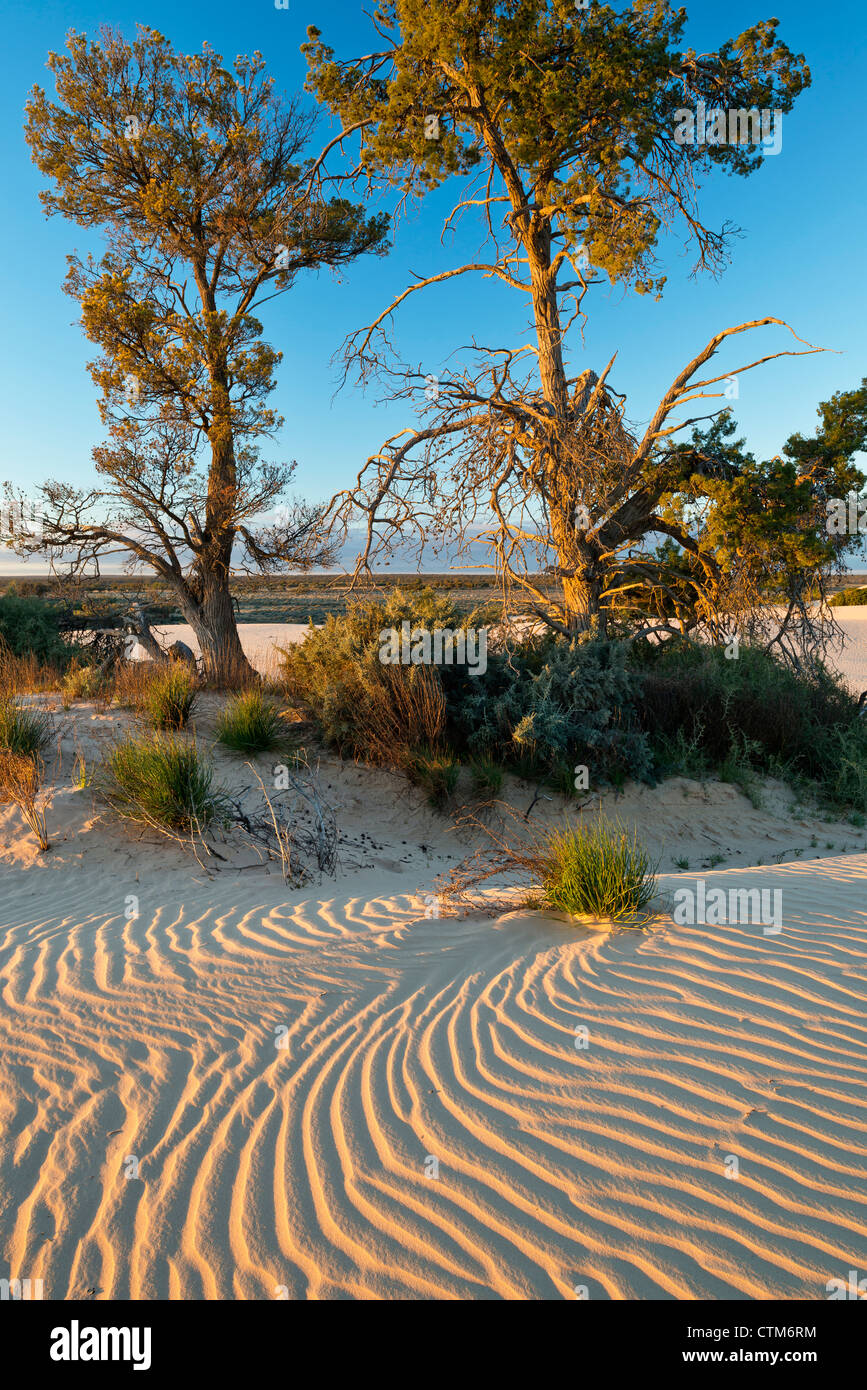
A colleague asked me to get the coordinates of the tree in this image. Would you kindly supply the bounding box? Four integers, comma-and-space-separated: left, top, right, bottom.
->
23, 25, 389, 683
303, 0, 811, 634
617, 390, 867, 668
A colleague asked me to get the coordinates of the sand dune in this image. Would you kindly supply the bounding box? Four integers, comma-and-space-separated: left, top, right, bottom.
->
2, 848, 866, 1299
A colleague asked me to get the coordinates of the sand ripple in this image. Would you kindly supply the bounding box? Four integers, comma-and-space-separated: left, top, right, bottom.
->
2, 859, 867, 1300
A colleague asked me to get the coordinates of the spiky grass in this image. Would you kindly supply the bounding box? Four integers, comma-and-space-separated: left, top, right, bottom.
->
0, 698, 52, 758
538, 816, 658, 921
98, 733, 230, 835
143, 664, 197, 730
0, 751, 50, 850
216, 688, 291, 755
469, 755, 504, 798
408, 744, 460, 809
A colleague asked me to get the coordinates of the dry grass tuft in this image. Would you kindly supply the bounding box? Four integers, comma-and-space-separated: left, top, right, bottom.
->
0, 751, 51, 851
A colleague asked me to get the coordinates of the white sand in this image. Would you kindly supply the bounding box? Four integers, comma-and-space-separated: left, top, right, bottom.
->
1, 686, 867, 1299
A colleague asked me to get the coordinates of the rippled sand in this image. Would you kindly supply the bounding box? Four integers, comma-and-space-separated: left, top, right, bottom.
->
2, 852, 866, 1299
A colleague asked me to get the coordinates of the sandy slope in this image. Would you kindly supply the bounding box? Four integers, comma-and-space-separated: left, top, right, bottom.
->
1, 694, 867, 1299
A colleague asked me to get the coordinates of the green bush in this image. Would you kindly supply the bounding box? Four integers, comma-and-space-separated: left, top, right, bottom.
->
0, 591, 75, 665
457, 635, 652, 785
280, 588, 478, 765
62, 664, 104, 701
98, 733, 231, 833
537, 816, 658, 921
0, 698, 52, 758
216, 688, 289, 754
636, 641, 867, 807
830, 586, 867, 606
144, 663, 197, 730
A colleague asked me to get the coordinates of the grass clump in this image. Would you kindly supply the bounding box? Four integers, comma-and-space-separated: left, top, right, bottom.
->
62, 664, 105, 702
408, 744, 460, 808
143, 663, 197, 730
0, 698, 52, 758
537, 816, 658, 921
469, 755, 504, 798
216, 688, 289, 754
98, 733, 231, 834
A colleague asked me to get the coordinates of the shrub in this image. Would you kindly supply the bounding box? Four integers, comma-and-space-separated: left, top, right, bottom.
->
537, 816, 658, 921
280, 592, 455, 765
98, 734, 231, 834
216, 688, 293, 755
408, 745, 460, 808
0, 591, 74, 665
62, 664, 105, 701
0, 751, 50, 850
636, 641, 867, 807
456, 635, 652, 785
830, 586, 867, 606
0, 698, 52, 758
143, 663, 197, 730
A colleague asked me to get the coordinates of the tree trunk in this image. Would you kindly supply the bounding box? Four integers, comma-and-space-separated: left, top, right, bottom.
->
194, 575, 255, 687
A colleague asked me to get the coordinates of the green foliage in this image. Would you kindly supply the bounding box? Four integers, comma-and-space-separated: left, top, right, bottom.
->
216, 688, 289, 754
458, 636, 652, 785
469, 755, 504, 798
305, 4, 808, 295
0, 592, 74, 665
280, 587, 477, 759
99, 733, 231, 833
408, 745, 460, 809
62, 664, 104, 700
638, 641, 867, 810
0, 698, 52, 758
144, 664, 197, 730
830, 586, 867, 606
537, 816, 658, 922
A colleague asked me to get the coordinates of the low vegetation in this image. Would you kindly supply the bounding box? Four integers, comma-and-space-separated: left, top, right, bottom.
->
535, 817, 658, 922
281, 586, 867, 818
216, 688, 289, 755
143, 663, 197, 730
0, 750, 50, 851
830, 586, 867, 606
97, 733, 231, 836
0, 697, 52, 758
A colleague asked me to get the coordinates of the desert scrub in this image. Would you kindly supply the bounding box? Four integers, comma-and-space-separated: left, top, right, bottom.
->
61, 664, 105, 701
0, 750, 50, 850
279, 587, 486, 763
456, 635, 652, 786
537, 816, 658, 921
0, 698, 52, 758
98, 734, 231, 834
408, 745, 460, 808
216, 688, 290, 754
143, 663, 197, 730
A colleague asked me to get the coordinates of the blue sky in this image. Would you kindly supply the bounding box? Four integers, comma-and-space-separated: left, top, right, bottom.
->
1, 0, 865, 570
